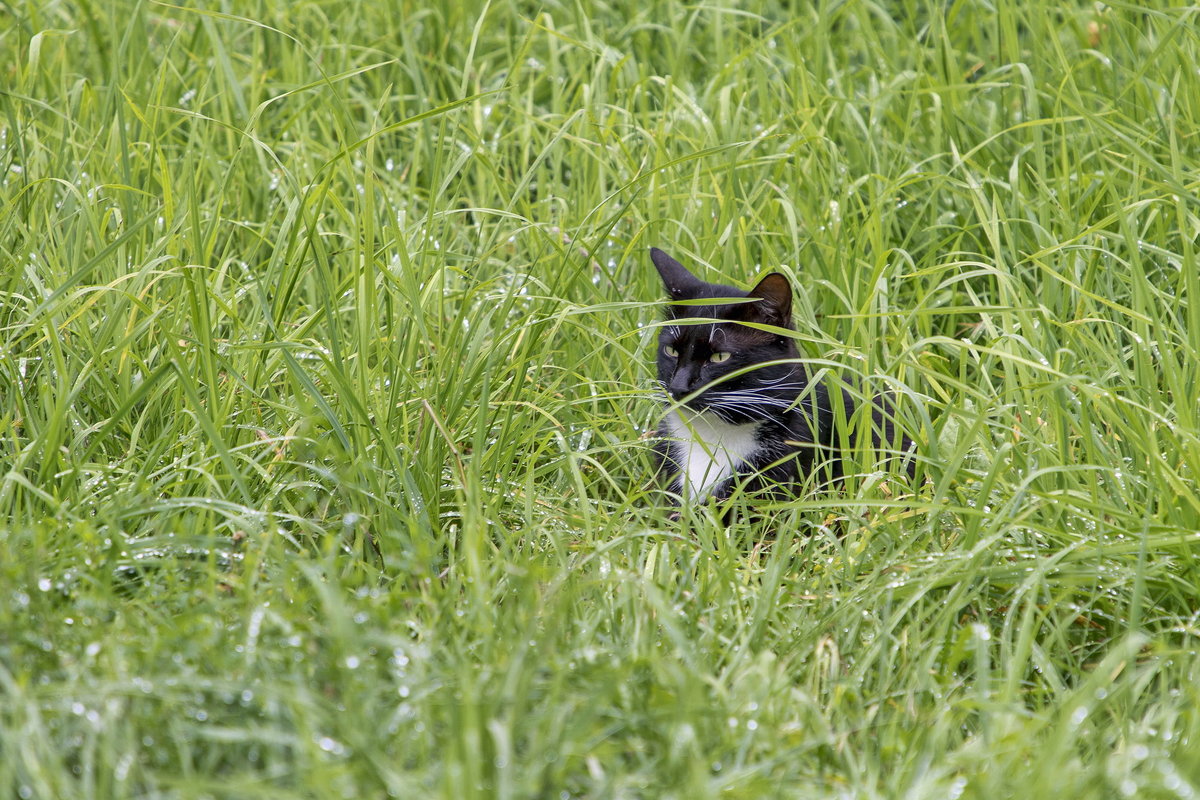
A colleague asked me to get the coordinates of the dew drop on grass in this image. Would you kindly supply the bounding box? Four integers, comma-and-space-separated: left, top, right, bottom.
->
317, 736, 345, 755
1161, 771, 1185, 793
345, 656, 360, 669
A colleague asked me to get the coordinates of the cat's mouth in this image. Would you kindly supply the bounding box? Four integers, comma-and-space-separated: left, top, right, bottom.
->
665, 386, 802, 424
675, 394, 718, 415
658, 380, 718, 413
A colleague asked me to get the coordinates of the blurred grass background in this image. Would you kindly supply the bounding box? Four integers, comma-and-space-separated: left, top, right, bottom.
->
2, 0, 1200, 797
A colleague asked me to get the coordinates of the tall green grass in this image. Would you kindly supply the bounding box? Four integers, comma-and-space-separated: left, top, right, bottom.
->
2, 0, 1199, 796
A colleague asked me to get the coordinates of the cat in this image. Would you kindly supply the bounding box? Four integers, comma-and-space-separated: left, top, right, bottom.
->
649, 247, 914, 505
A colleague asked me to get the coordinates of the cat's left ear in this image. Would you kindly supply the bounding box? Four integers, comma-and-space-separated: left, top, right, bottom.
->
740, 273, 793, 327
650, 248, 703, 299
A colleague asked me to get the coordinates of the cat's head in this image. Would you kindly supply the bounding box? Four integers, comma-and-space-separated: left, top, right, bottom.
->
651, 247, 802, 422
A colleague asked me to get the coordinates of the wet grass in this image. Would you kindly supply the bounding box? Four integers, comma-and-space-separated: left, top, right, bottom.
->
2, 0, 1200, 797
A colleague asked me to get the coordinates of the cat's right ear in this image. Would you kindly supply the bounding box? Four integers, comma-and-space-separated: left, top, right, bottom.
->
650, 248, 702, 299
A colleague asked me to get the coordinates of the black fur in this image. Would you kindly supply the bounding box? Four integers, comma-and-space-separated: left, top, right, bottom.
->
649, 247, 913, 503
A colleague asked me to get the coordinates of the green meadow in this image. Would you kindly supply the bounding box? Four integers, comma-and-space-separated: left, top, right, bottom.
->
3, 0, 1200, 796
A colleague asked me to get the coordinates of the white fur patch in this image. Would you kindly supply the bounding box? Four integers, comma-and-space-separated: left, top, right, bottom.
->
664, 410, 761, 500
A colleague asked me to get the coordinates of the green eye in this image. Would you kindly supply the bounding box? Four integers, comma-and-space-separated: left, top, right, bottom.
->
664, 346, 679, 358
710, 351, 731, 363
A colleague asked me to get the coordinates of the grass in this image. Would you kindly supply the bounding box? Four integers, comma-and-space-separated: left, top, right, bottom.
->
2, 0, 1200, 796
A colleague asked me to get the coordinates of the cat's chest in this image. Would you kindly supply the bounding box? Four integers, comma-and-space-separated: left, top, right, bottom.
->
663, 411, 762, 499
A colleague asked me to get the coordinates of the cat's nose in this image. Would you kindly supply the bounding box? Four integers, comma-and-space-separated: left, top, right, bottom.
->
669, 365, 699, 400
669, 375, 696, 400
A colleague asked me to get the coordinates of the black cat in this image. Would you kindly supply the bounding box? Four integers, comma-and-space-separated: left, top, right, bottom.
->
649, 247, 914, 504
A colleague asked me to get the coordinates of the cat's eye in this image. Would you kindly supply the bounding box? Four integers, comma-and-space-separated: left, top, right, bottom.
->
710, 351, 731, 363
664, 345, 679, 358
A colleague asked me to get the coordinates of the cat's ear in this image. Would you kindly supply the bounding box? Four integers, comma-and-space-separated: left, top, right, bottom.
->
650, 248, 702, 299
740, 273, 793, 327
